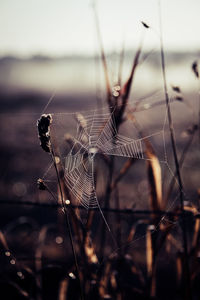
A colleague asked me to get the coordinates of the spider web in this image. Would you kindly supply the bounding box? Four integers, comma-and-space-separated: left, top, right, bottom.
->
65, 153, 97, 209
63, 107, 165, 210
1, 92, 196, 282
37, 95, 195, 256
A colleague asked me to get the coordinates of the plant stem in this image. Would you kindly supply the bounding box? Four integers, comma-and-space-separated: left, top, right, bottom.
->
166, 128, 196, 202
51, 147, 84, 300
158, 1, 191, 299
198, 79, 200, 144
93, 4, 111, 105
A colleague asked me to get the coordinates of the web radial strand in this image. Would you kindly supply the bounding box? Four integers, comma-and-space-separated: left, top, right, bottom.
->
94, 114, 117, 149
102, 136, 144, 159
64, 157, 98, 209
65, 152, 83, 174
76, 126, 89, 148
77, 113, 115, 148
64, 111, 166, 210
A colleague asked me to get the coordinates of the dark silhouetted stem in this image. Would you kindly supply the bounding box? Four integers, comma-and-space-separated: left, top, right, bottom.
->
93, 4, 111, 106
166, 128, 196, 202
158, 2, 191, 299
51, 147, 84, 300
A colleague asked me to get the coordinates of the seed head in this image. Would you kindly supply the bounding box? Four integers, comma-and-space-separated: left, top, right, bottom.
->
192, 61, 199, 78
175, 95, 183, 102
186, 124, 198, 135
171, 85, 181, 93
141, 21, 150, 29
37, 114, 52, 152
37, 178, 46, 190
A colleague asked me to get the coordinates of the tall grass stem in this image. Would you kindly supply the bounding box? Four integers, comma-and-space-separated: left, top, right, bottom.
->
158, 1, 192, 299
51, 146, 84, 300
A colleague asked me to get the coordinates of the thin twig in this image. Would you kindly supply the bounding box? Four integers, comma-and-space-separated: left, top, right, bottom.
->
51, 146, 84, 300
117, 38, 143, 126
166, 126, 197, 202
93, 4, 111, 106
118, 39, 125, 86
158, 1, 192, 298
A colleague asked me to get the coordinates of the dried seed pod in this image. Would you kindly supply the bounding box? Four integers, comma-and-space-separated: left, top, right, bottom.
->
192, 61, 199, 78
37, 178, 46, 190
172, 85, 181, 93
186, 124, 198, 135
141, 21, 150, 28
175, 95, 183, 101
37, 114, 52, 152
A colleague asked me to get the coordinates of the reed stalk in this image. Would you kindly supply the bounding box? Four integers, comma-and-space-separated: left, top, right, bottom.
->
158, 1, 192, 298
50, 146, 84, 300
37, 114, 84, 300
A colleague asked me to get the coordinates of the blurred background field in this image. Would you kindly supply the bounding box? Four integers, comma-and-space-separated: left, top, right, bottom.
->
0, 50, 199, 207
0, 1, 200, 299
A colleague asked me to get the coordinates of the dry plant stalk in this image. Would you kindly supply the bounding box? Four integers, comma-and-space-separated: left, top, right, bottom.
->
176, 254, 183, 286
99, 262, 111, 298
0, 230, 10, 250
191, 60, 200, 143
37, 114, 84, 300
118, 39, 125, 86
192, 215, 200, 249
145, 141, 162, 214
158, 2, 191, 298
126, 225, 136, 245
146, 227, 153, 278
93, 5, 111, 105
58, 278, 69, 300
166, 124, 197, 202
116, 44, 142, 126
35, 226, 49, 300
146, 225, 156, 298
127, 112, 162, 215
84, 232, 98, 265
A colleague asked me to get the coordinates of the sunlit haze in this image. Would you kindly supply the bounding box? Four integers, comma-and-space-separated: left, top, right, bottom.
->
0, 0, 200, 57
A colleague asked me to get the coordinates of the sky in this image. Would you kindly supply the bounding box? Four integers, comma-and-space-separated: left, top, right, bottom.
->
0, 0, 200, 57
